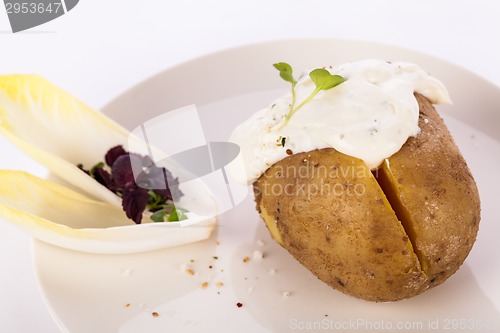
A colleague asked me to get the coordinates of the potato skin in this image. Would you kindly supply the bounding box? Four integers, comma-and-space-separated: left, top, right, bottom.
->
381, 94, 480, 286
253, 94, 480, 302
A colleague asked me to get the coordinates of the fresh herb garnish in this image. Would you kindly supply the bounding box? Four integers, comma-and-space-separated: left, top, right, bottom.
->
273, 62, 345, 126
167, 208, 188, 222
78, 145, 184, 224
273, 62, 297, 113
150, 202, 187, 222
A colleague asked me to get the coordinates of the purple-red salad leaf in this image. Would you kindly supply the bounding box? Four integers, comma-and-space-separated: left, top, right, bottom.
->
78, 145, 184, 224
105, 145, 128, 167
111, 154, 139, 189
121, 186, 150, 224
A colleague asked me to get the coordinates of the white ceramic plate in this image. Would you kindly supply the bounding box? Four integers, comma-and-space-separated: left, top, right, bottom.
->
33, 39, 500, 333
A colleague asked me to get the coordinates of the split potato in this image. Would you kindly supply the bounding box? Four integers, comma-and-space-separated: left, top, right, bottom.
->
253, 94, 480, 302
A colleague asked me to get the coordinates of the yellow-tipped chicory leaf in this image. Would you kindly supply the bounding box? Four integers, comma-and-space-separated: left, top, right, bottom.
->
0, 75, 131, 205
0, 170, 215, 253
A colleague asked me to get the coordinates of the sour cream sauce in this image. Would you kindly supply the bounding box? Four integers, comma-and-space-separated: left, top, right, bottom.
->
229, 59, 451, 185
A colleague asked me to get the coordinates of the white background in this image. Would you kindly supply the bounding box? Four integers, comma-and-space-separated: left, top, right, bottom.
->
0, 1, 499, 332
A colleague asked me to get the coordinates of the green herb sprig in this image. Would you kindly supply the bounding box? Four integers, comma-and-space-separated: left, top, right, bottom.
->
273, 62, 345, 127
147, 190, 187, 222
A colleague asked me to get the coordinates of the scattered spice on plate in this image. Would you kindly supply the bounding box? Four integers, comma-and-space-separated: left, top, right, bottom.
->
180, 263, 195, 275
152, 312, 160, 317
201, 282, 209, 289
243, 256, 250, 263
236, 302, 243, 308
125, 303, 131, 308
215, 282, 224, 287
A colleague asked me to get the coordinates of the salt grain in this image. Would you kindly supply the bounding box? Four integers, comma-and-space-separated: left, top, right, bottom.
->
253, 250, 264, 261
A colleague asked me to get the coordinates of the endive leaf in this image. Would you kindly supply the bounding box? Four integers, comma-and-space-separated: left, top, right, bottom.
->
0, 129, 122, 206
0, 170, 216, 253
0, 75, 130, 205
0, 170, 133, 229
0, 76, 218, 253
0, 75, 129, 165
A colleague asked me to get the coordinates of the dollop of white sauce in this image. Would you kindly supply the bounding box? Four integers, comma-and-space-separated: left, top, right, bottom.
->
229, 59, 451, 185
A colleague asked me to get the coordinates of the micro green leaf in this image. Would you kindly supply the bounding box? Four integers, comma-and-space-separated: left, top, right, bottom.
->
274, 62, 298, 114
147, 190, 165, 211
273, 62, 296, 84
151, 209, 167, 222
168, 208, 188, 222
309, 68, 345, 90
273, 63, 346, 127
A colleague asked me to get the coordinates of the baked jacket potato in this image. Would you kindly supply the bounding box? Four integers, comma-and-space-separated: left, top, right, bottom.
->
253, 93, 480, 302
